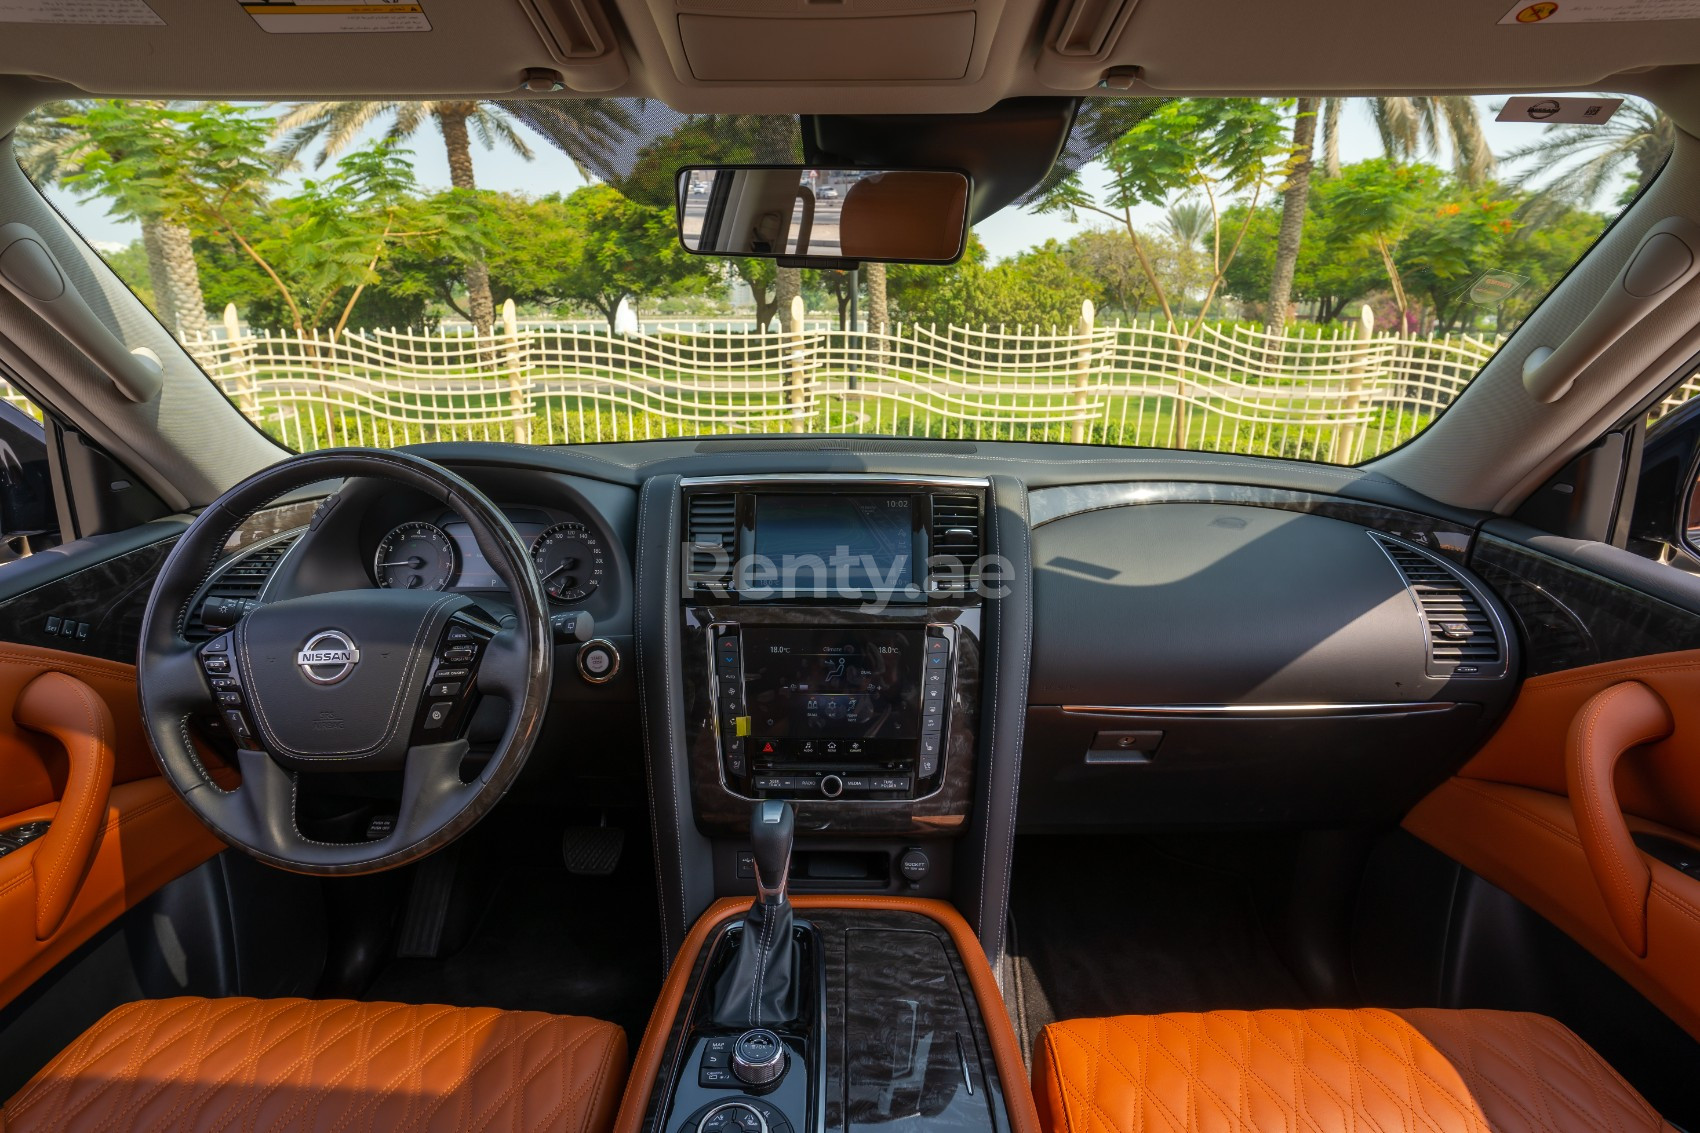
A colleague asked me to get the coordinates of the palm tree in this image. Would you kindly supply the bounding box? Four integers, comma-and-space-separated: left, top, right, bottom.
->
15, 100, 211, 341
1164, 200, 1212, 249
1320, 96, 1494, 185
274, 101, 551, 333
1265, 96, 1491, 327
1266, 97, 1318, 326
1501, 99, 1674, 211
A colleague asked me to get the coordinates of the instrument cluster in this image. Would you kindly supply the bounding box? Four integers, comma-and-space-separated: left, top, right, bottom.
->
373, 510, 608, 605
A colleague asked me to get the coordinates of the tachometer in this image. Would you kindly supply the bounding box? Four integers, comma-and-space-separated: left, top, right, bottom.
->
531, 521, 605, 603
374, 521, 457, 591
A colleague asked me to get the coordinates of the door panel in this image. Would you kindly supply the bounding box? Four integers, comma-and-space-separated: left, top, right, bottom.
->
1405, 647, 1700, 1039
0, 643, 225, 1011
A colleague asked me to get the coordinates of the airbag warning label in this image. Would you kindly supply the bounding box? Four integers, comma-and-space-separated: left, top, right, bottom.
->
0, 0, 162, 24
239, 0, 430, 33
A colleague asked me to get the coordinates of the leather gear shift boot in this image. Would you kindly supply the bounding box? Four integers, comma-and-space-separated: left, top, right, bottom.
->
711, 897, 798, 1029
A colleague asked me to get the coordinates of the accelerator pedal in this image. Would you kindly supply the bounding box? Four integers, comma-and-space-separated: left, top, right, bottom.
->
563, 823, 624, 876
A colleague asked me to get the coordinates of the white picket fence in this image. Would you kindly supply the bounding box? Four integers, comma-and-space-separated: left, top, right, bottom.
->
3, 301, 1521, 463
144, 301, 1508, 464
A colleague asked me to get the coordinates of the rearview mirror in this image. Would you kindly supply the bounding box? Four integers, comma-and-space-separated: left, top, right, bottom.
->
676, 166, 970, 264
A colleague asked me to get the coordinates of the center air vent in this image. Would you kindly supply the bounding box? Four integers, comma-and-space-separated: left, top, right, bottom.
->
928, 494, 983, 595
1372, 534, 1506, 678
185, 532, 300, 640
686, 493, 737, 593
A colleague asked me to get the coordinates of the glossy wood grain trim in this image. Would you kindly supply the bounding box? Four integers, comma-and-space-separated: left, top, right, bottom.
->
614, 897, 1039, 1133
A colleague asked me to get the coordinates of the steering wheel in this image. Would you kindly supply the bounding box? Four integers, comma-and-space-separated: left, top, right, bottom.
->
137, 449, 552, 875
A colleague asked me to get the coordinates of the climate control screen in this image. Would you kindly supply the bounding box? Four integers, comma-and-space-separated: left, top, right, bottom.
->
740, 627, 922, 759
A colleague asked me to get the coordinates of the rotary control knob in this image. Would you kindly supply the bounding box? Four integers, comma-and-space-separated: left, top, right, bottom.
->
732, 1028, 786, 1086
698, 1102, 769, 1133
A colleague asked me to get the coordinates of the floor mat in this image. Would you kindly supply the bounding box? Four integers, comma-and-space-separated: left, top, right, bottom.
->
1009, 834, 1314, 1058
363, 815, 662, 1049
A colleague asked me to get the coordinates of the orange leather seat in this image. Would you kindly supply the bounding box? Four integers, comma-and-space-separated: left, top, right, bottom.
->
1, 996, 628, 1133
1034, 1008, 1675, 1133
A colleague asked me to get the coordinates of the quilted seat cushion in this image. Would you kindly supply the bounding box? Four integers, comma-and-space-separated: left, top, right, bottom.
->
1, 996, 628, 1133
1033, 1008, 1675, 1133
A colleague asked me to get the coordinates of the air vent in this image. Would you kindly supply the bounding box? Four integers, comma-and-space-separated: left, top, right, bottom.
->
686, 493, 737, 592
1373, 534, 1505, 677
928, 494, 983, 595
185, 532, 300, 640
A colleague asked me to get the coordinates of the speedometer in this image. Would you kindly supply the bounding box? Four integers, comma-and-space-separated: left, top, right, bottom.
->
531, 521, 605, 603
374, 521, 457, 592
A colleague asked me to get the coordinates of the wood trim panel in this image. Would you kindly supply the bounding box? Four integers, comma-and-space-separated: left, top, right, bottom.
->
614, 896, 1039, 1133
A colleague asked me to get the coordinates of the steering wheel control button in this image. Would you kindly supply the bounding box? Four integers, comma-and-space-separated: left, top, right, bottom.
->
422, 702, 454, 730
732, 1028, 786, 1086
577, 639, 620, 684
427, 681, 463, 698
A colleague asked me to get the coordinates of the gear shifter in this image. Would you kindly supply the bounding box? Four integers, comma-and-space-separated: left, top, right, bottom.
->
712, 800, 800, 1030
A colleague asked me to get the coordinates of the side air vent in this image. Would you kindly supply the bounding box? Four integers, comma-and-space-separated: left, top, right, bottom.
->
928, 494, 984, 596
1373, 534, 1506, 678
185, 532, 301, 640
686, 493, 737, 592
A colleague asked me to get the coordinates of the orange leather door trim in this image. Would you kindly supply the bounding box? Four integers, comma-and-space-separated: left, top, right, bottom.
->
614, 897, 1040, 1133
0, 645, 164, 812
0, 645, 228, 1013
1405, 649, 1700, 1040
13, 672, 115, 940
1566, 681, 1673, 957
0, 776, 227, 1010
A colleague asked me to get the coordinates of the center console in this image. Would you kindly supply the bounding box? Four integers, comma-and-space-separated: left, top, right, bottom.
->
679, 476, 989, 894
625, 801, 1035, 1133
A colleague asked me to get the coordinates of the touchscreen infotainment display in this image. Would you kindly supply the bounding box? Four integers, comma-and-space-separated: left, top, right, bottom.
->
751, 494, 916, 593
741, 627, 922, 759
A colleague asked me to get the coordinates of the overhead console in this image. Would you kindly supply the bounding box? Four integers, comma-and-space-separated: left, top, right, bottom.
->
631, 0, 1008, 88
677, 476, 989, 877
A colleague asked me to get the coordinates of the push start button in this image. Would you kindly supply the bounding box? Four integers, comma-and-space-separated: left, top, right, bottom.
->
577, 638, 620, 684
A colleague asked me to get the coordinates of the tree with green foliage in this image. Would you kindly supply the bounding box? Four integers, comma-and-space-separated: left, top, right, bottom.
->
25, 100, 213, 338
1036, 98, 1288, 331
1325, 158, 1437, 330
550, 184, 716, 330
274, 100, 630, 333
1062, 229, 1154, 321
1320, 97, 1494, 185
888, 237, 1095, 329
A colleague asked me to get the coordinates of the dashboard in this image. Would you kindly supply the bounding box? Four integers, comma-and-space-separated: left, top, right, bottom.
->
170, 439, 1528, 851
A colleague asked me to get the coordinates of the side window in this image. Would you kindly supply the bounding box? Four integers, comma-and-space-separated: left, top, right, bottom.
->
1627, 375, 1700, 572
0, 381, 61, 567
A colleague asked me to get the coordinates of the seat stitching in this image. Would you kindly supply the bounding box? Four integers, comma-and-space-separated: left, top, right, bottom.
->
442, 1014, 565, 1131
1351, 1011, 1490, 1125
331, 1003, 467, 1131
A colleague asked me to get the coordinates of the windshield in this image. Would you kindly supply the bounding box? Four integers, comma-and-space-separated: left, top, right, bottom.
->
11, 95, 1660, 462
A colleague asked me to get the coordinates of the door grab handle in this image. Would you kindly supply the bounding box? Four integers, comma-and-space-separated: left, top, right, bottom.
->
13, 671, 115, 940
1523, 217, 1700, 403
0, 222, 162, 403
1566, 679, 1673, 958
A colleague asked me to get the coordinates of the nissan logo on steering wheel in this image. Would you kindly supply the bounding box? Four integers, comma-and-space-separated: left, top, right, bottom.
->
296, 630, 361, 684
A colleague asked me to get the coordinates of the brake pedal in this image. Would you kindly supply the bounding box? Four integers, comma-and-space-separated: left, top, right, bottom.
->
562, 825, 624, 876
